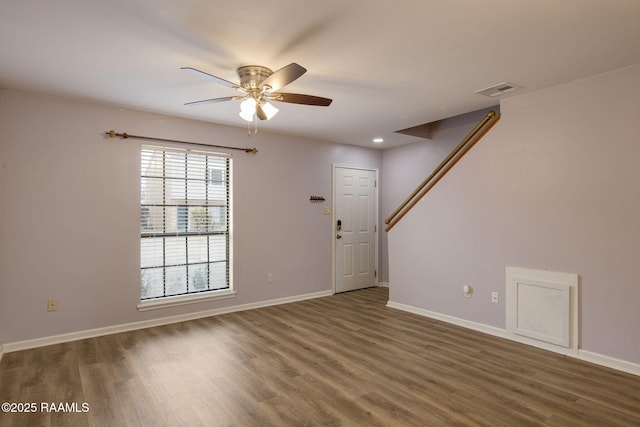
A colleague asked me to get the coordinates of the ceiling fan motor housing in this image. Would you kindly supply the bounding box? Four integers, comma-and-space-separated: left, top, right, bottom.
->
237, 66, 273, 90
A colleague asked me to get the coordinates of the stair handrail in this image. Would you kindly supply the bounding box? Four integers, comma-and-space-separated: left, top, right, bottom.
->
385, 110, 501, 232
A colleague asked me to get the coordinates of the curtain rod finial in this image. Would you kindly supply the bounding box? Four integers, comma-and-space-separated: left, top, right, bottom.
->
105, 130, 128, 139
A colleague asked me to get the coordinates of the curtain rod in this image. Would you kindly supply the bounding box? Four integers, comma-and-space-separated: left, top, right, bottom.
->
104, 130, 258, 154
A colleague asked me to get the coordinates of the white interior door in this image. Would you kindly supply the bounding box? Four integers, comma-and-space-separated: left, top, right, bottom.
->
334, 166, 377, 293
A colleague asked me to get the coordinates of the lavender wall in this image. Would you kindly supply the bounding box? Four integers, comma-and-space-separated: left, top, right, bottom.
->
380, 107, 498, 283
386, 65, 640, 365
0, 89, 382, 345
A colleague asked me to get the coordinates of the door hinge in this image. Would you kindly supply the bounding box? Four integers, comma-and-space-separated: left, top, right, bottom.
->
375, 270, 377, 278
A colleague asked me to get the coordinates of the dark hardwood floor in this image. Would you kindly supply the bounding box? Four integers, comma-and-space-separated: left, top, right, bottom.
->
1, 287, 639, 426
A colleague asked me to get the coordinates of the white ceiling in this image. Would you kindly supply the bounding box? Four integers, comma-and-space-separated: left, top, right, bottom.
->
1, 0, 639, 148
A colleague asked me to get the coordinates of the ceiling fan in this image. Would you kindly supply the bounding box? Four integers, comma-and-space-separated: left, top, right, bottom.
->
181, 63, 332, 122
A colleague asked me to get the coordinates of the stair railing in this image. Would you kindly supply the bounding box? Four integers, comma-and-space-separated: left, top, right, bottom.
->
385, 110, 501, 231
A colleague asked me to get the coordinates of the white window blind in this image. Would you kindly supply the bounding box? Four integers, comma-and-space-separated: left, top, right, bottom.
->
140, 145, 231, 300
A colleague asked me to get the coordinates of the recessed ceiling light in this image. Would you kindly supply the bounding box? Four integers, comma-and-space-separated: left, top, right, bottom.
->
373, 138, 384, 143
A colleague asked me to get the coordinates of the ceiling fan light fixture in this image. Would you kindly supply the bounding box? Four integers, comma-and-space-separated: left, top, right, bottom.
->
239, 109, 254, 122
239, 97, 257, 121
240, 97, 256, 112
261, 101, 279, 120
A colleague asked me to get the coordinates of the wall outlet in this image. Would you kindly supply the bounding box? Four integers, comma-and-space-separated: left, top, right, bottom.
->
267, 273, 273, 284
47, 298, 58, 312
491, 292, 499, 304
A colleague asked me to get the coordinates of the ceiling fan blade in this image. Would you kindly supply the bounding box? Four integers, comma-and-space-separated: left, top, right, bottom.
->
261, 63, 307, 91
181, 67, 241, 89
255, 104, 268, 120
184, 96, 243, 106
272, 93, 333, 106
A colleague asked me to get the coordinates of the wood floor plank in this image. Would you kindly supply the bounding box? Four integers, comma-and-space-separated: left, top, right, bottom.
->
1, 287, 639, 426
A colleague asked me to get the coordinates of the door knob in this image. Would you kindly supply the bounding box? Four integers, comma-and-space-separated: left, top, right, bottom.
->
336, 234, 342, 239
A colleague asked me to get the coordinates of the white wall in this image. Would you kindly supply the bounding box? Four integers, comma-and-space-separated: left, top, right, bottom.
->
0, 89, 382, 345
387, 65, 640, 366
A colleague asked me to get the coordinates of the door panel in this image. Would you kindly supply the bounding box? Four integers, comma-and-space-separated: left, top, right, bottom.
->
358, 243, 369, 274
335, 167, 377, 293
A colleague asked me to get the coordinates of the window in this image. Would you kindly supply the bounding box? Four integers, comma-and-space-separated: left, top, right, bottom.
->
139, 145, 233, 308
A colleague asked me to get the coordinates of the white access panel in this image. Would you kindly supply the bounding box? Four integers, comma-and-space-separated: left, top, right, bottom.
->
506, 267, 579, 355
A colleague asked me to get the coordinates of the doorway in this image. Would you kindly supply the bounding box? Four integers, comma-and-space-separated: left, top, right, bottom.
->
333, 165, 378, 293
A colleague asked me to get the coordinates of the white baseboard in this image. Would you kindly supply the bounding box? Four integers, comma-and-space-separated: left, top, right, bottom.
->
378, 282, 390, 288
387, 300, 640, 377
578, 349, 640, 377
386, 301, 508, 338
2, 290, 333, 354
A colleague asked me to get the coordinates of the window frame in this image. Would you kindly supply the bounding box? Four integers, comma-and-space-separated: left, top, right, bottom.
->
137, 145, 235, 311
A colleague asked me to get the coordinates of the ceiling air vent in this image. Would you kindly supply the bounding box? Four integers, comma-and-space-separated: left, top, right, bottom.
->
474, 82, 521, 97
